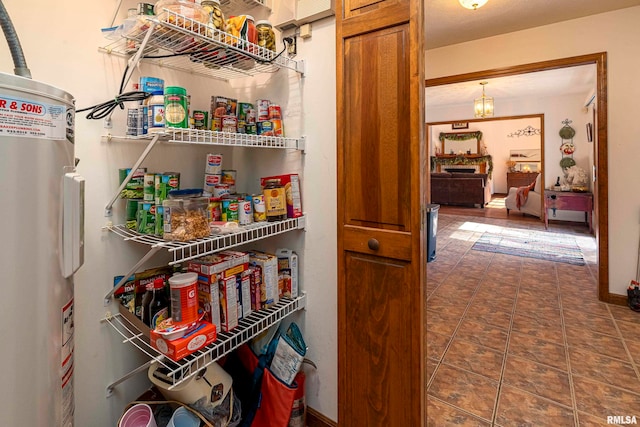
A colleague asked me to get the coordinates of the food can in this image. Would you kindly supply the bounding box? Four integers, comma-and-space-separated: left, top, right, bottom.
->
222, 199, 239, 223
164, 86, 189, 128
238, 197, 253, 225
263, 179, 287, 221
205, 153, 223, 175
155, 205, 164, 236
271, 119, 284, 137
257, 120, 274, 136
193, 110, 209, 130
143, 173, 155, 201
237, 102, 254, 122
137, 2, 155, 15
245, 123, 257, 135
169, 272, 199, 326
155, 172, 180, 205
208, 198, 222, 222
126, 108, 139, 136
252, 193, 266, 222
221, 170, 237, 193
256, 99, 270, 121
268, 104, 282, 120
213, 184, 231, 198
204, 173, 222, 194
136, 202, 156, 234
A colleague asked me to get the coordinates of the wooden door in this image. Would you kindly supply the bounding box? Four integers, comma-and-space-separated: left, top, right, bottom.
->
336, 1, 425, 426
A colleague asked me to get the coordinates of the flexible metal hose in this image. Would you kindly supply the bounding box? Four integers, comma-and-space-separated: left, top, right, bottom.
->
0, 0, 31, 78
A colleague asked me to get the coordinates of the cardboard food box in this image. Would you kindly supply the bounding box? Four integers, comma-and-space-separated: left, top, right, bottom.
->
276, 248, 298, 298
249, 251, 279, 309
249, 266, 262, 311
260, 174, 303, 218
187, 250, 249, 276
195, 261, 248, 331
237, 270, 252, 319
219, 275, 238, 332
150, 321, 217, 362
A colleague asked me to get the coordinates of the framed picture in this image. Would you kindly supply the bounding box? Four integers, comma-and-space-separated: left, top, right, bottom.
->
451, 122, 469, 130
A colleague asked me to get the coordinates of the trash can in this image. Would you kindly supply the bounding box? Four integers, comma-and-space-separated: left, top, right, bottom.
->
426, 204, 439, 262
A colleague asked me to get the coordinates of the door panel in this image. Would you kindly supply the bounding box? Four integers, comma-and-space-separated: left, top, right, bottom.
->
342, 252, 415, 425
343, 26, 411, 232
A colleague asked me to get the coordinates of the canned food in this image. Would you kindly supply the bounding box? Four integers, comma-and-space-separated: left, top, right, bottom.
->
221, 116, 237, 133
263, 179, 287, 221
155, 205, 164, 236
257, 120, 274, 136
143, 173, 155, 202
137, 202, 156, 234
238, 197, 253, 225
193, 110, 209, 130
222, 199, 239, 223
204, 173, 222, 194
213, 184, 231, 198
271, 119, 284, 137
256, 99, 270, 121
208, 198, 222, 222
221, 170, 237, 193
205, 153, 223, 175
268, 104, 282, 120
155, 172, 180, 205
252, 194, 266, 222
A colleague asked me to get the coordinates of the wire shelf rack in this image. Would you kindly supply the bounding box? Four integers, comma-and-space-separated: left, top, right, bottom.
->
100, 9, 303, 81
219, 0, 270, 12
107, 216, 306, 265
103, 293, 306, 392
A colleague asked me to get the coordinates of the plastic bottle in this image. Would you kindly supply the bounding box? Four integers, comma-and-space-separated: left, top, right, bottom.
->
149, 277, 170, 329
140, 282, 155, 326
147, 93, 165, 133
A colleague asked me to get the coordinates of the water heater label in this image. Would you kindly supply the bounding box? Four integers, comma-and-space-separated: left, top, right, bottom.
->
0, 93, 66, 140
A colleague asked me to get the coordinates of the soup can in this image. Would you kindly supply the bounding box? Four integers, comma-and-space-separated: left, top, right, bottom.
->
221, 170, 237, 193
208, 198, 222, 222
213, 184, 230, 198
256, 99, 270, 121
205, 153, 223, 175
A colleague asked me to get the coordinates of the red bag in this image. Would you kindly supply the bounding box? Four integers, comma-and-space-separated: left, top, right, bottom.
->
251, 367, 298, 427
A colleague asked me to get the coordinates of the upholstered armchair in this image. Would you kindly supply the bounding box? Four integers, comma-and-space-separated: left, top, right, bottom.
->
505, 173, 542, 218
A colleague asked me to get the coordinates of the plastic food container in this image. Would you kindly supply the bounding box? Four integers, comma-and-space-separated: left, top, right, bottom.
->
162, 196, 210, 241
154, 0, 209, 30
168, 272, 199, 325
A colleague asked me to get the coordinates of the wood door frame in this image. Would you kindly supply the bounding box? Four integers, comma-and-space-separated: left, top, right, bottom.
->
426, 52, 619, 305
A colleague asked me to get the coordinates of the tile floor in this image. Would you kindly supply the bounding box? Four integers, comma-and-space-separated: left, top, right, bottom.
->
426, 213, 640, 426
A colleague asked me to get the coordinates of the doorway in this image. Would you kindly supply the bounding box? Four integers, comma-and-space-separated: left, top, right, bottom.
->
425, 53, 615, 304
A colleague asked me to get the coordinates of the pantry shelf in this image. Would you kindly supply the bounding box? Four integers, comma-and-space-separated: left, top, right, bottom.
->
103, 292, 306, 393
219, 0, 270, 13
104, 216, 306, 302
99, 9, 304, 82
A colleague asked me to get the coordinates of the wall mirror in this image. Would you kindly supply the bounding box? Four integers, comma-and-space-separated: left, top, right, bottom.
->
439, 131, 482, 155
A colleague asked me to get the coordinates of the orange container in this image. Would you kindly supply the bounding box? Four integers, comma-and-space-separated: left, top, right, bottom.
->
169, 272, 199, 325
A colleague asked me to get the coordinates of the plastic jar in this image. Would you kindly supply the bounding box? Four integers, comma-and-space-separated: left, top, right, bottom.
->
164, 86, 189, 128
256, 20, 276, 52
168, 272, 198, 326
263, 178, 287, 222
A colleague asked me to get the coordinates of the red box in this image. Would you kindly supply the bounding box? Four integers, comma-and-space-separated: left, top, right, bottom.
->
260, 174, 302, 218
150, 321, 217, 361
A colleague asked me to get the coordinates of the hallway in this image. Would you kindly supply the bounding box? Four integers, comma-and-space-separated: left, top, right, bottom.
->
426, 211, 640, 426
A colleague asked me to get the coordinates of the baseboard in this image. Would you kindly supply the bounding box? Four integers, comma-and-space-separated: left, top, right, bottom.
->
307, 407, 337, 427
606, 292, 627, 306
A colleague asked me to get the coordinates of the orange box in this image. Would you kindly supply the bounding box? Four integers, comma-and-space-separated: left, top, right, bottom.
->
260, 174, 302, 218
150, 321, 217, 361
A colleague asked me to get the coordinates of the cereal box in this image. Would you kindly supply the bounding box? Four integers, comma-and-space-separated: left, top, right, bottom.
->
219, 275, 238, 332
276, 248, 298, 298
248, 251, 279, 308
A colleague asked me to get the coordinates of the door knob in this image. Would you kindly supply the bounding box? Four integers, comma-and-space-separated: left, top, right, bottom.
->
368, 238, 380, 251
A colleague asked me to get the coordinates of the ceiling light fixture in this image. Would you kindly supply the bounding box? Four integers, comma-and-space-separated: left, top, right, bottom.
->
459, 0, 489, 10
474, 81, 494, 118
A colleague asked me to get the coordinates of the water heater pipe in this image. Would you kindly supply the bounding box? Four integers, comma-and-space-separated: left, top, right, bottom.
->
0, 0, 31, 78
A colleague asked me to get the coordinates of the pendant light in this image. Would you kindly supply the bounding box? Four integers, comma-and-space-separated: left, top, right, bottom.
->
474, 81, 494, 118
459, 0, 489, 10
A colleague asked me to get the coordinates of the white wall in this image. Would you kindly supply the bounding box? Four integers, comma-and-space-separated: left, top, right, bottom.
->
426, 6, 640, 296
0, 1, 337, 424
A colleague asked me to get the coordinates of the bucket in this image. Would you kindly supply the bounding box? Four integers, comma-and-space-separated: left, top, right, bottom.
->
167, 407, 200, 427
169, 272, 198, 325
119, 404, 157, 427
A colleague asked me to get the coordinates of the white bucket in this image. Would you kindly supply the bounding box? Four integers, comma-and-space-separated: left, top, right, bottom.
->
167, 407, 200, 427
119, 404, 157, 427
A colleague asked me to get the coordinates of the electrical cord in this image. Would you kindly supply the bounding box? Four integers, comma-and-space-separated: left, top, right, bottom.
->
76, 91, 151, 120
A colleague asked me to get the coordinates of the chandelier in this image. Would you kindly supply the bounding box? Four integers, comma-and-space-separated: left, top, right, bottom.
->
459, 0, 489, 10
474, 81, 494, 118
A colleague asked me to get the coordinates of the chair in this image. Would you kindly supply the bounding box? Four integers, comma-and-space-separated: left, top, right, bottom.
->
505, 173, 542, 218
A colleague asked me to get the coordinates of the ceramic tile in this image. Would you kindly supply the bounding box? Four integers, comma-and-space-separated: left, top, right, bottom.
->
609, 305, 640, 324
442, 339, 505, 382
432, 282, 477, 301
453, 319, 509, 352
507, 331, 567, 371
427, 295, 469, 317
562, 302, 611, 319
427, 358, 439, 385
565, 326, 629, 361
568, 347, 640, 394
427, 396, 491, 426
616, 320, 640, 343
428, 364, 498, 421
465, 305, 512, 330
495, 385, 576, 427
427, 309, 462, 337
511, 313, 565, 344
625, 340, 640, 366
502, 355, 572, 407
577, 412, 624, 427
472, 294, 516, 313
514, 303, 562, 322
517, 292, 561, 309
573, 376, 640, 419
427, 330, 451, 361
562, 309, 618, 337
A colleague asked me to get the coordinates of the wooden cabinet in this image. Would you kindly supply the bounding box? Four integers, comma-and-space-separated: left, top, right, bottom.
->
507, 172, 538, 189
544, 190, 593, 233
